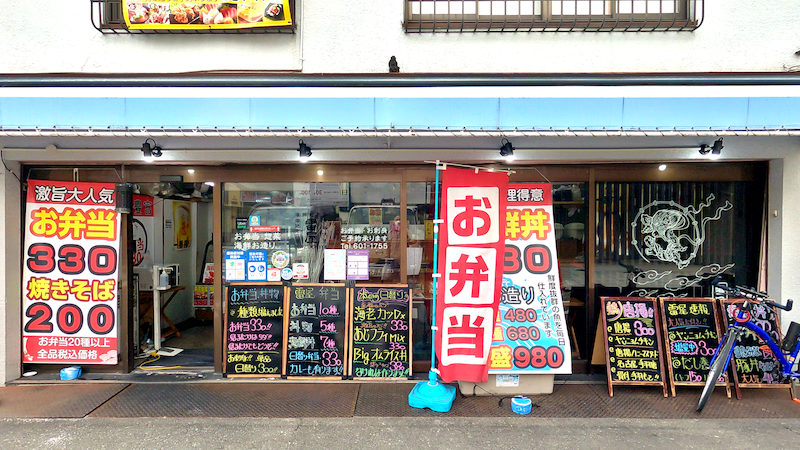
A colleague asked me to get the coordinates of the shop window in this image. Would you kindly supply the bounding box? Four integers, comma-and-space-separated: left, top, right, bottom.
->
594, 181, 764, 300
222, 182, 402, 284
404, 0, 703, 32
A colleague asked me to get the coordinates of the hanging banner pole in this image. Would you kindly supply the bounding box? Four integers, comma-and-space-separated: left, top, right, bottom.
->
409, 161, 457, 412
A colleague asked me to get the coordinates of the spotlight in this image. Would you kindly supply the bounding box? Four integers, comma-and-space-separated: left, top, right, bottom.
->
699, 138, 723, 159
658, 164, 667, 171
141, 138, 163, 162
298, 140, 312, 162
499, 138, 515, 162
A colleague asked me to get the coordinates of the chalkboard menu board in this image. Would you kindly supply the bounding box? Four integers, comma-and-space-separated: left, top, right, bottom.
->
224, 283, 285, 377
284, 283, 349, 378
349, 284, 412, 379
721, 298, 788, 388
601, 297, 667, 397
660, 298, 730, 397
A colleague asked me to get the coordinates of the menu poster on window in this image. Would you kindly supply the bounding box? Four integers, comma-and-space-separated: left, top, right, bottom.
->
721, 299, 787, 388
324, 249, 347, 281
225, 250, 246, 281
601, 297, 668, 397
124, 1, 292, 30
350, 285, 412, 379
284, 284, 349, 379
22, 180, 120, 365
346, 249, 369, 280
489, 183, 572, 375
660, 298, 730, 397
224, 283, 285, 377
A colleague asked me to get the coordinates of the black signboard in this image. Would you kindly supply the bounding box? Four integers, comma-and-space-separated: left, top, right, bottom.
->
350, 285, 412, 379
224, 282, 285, 377
721, 298, 788, 388
284, 283, 348, 378
601, 297, 667, 397
660, 298, 730, 397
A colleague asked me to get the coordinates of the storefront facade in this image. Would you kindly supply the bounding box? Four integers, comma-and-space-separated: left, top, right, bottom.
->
0, 81, 798, 382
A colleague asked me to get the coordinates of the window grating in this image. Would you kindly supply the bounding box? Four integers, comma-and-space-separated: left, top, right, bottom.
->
90, 0, 296, 34
404, 0, 703, 32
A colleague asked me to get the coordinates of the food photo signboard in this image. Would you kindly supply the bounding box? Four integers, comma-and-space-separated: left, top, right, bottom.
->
125, 1, 292, 30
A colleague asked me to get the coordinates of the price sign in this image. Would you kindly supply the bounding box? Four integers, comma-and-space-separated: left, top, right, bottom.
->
721, 298, 788, 388
22, 180, 120, 365
660, 298, 730, 397
601, 297, 667, 397
350, 285, 412, 379
224, 283, 285, 377
285, 284, 349, 378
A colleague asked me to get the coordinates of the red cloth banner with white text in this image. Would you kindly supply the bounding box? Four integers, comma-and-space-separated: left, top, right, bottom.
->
435, 167, 508, 383
22, 180, 120, 365
489, 184, 572, 374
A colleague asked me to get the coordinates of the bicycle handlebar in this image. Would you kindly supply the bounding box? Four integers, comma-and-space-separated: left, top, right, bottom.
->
710, 276, 793, 311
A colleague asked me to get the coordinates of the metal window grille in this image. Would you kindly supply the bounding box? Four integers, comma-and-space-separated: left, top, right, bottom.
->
404, 0, 703, 32
90, 1, 296, 34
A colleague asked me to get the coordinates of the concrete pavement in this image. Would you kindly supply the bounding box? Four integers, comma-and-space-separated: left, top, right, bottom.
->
1, 417, 799, 449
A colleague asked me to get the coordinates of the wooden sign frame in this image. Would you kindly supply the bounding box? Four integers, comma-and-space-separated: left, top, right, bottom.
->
601, 297, 668, 398
283, 283, 350, 381
659, 297, 731, 398
719, 298, 790, 391
223, 282, 286, 378
348, 284, 413, 381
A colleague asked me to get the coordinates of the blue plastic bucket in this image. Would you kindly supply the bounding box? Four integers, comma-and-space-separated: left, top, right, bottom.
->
59, 366, 82, 380
511, 395, 532, 415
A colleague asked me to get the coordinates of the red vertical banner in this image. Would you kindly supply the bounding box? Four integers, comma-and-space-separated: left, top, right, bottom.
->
435, 167, 508, 383
22, 180, 120, 365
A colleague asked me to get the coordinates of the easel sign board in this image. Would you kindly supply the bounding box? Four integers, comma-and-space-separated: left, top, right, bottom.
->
223, 282, 285, 378
349, 284, 413, 380
284, 283, 349, 380
660, 298, 732, 398
720, 298, 789, 389
601, 297, 668, 397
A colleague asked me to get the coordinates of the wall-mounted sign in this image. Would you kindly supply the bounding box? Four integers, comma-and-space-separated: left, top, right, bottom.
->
124, 1, 292, 31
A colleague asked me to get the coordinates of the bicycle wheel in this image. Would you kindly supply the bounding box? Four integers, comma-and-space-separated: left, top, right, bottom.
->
697, 331, 737, 412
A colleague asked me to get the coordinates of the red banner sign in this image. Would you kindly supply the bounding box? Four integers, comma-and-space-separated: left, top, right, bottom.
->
435, 167, 508, 383
22, 180, 120, 365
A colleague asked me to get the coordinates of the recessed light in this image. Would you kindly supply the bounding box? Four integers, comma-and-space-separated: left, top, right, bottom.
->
187, 169, 195, 174
317, 169, 324, 176
658, 164, 667, 171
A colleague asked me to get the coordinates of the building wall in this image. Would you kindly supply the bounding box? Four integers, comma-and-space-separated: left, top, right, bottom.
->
0, 161, 22, 385
0, 2, 798, 74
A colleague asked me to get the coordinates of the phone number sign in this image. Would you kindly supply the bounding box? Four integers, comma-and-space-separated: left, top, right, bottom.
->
22, 180, 120, 365
488, 184, 572, 374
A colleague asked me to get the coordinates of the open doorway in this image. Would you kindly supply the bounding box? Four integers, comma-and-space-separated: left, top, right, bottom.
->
133, 180, 214, 371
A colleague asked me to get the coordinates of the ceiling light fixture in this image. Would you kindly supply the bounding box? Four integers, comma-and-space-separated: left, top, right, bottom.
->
499, 138, 515, 162
316, 169, 324, 176
141, 138, 163, 162
699, 138, 723, 160
187, 169, 195, 174
658, 164, 667, 171
298, 139, 312, 162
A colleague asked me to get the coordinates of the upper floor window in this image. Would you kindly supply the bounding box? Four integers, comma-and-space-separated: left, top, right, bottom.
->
404, 0, 704, 32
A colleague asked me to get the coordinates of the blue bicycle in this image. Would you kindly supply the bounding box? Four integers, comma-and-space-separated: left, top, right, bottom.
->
697, 277, 799, 412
